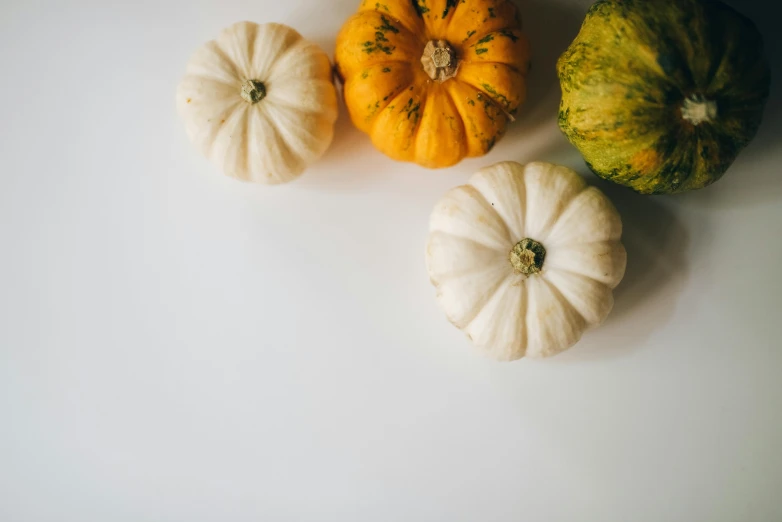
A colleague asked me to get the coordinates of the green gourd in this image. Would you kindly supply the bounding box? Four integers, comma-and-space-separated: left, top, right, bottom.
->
557, 0, 770, 194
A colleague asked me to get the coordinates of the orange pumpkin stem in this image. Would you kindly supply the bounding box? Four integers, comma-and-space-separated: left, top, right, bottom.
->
421, 40, 458, 82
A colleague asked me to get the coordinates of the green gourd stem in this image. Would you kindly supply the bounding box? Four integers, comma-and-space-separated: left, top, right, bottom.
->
681, 94, 717, 125
421, 40, 458, 82
241, 80, 267, 104
509, 238, 546, 275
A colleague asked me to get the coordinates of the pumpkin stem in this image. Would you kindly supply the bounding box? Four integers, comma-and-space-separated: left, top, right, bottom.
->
509, 238, 546, 275
421, 40, 458, 82
241, 80, 267, 104
681, 94, 717, 125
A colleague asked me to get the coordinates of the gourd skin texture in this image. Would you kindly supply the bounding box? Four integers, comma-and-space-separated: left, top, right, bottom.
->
335, 0, 531, 169
426, 162, 627, 361
177, 22, 338, 183
557, 0, 770, 194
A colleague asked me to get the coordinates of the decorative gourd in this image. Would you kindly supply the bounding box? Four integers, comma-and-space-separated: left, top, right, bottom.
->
426, 161, 626, 360
557, 0, 770, 194
335, 0, 531, 169
177, 22, 338, 183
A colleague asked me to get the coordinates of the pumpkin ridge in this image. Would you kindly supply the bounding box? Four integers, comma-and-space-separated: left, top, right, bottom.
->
409, 84, 432, 155
462, 183, 512, 241
544, 270, 612, 328
461, 16, 522, 45
342, 56, 422, 83
521, 278, 539, 357
511, 165, 527, 239
467, 165, 525, 238
522, 163, 585, 242
343, 60, 416, 92
543, 185, 597, 243
516, 281, 529, 359
263, 102, 326, 171
215, 25, 255, 79
427, 229, 506, 257
179, 73, 236, 91
237, 106, 253, 178
706, 5, 768, 94
368, 77, 420, 130
518, 168, 528, 239
263, 103, 325, 156
547, 190, 623, 247
464, 277, 528, 360
456, 71, 518, 121
649, 133, 697, 193
427, 231, 508, 283
203, 41, 242, 82
525, 277, 586, 357
177, 76, 243, 105
369, 10, 421, 41
429, 185, 512, 250
460, 272, 512, 332
194, 100, 243, 157
219, 106, 251, 179
441, 86, 468, 158
343, 60, 417, 88
543, 241, 626, 288
357, 0, 426, 37
335, 10, 423, 77
253, 23, 306, 72
544, 266, 613, 294
344, 72, 420, 134
465, 59, 523, 76
266, 40, 325, 80
496, 165, 528, 241
445, 0, 521, 45
542, 276, 589, 327
240, 22, 259, 72
444, 82, 507, 157
463, 28, 528, 72
265, 79, 339, 118
255, 104, 304, 181
427, 0, 462, 36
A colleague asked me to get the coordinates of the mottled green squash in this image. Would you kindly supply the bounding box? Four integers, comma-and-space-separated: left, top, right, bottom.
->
557, 0, 770, 194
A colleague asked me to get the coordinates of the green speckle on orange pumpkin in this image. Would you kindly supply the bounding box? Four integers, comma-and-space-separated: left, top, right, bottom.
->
413, 0, 429, 16
475, 34, 494, 45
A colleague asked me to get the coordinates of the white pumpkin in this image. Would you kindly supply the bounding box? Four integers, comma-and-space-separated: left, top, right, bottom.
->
426, 161, 627, 360
176, 22, 338, 183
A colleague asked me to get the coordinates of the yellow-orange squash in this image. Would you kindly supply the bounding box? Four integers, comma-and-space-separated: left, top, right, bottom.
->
335, 0, 531, 168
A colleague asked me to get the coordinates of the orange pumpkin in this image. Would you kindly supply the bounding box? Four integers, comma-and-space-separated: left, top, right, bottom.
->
335, 0, 531, 168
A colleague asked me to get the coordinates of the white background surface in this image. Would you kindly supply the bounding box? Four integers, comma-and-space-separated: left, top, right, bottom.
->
1, 1, 781, 520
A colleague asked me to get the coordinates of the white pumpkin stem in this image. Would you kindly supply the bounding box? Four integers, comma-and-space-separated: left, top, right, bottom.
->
421, 40, 458, 82
681, 94, 717, 125
509, 238, 546, 275
241, 80, 267, 104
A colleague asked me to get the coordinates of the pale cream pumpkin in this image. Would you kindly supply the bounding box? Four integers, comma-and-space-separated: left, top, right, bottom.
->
177, 22, 338, 183
426, 161, 627, 360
